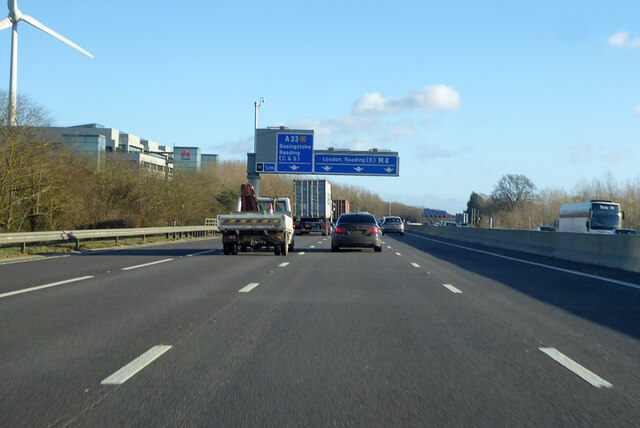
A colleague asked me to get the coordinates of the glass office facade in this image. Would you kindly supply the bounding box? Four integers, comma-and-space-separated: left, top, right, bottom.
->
174, 146, 201, 171
63, 134, 106, 164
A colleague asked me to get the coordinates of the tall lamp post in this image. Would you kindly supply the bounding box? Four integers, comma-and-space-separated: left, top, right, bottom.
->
248, 97, 265, 195
254, 97, 265, 153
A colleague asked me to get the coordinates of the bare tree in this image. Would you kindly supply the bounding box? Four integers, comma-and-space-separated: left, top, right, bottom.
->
0, 92, 55, 231
490, 174, 536, 212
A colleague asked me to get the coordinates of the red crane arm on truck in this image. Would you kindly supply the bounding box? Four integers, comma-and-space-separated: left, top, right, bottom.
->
240, 184, 259, 212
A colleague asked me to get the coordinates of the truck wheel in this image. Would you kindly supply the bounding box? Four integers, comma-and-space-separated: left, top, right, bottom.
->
374, 245, 382, 253
231, 245, 238, 255
288, 240, 294, 252
223, 244, 230, 255
331, 244, 339, 252
281, 241, 288, 256
274, 244, 281, 255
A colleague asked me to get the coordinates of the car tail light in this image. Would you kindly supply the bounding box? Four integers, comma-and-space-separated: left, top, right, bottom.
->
366, 226, 380, 234
334, 226, 347, 233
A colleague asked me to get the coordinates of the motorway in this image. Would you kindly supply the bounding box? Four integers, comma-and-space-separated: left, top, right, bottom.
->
1, 228, 639, 427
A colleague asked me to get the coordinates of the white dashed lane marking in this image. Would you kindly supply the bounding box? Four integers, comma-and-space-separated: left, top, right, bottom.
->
298, 252, 305, 256
122, 259, 173, 271
239, 283, 260, 293
279, 262, 289, 267
411, 263, 421, 268
187, 249, 217, 257
442, 283, 463, 294
0, 276, 95, 299
101, 345, 172, 385
395, 252, 402, 256
538, 347, 613, 389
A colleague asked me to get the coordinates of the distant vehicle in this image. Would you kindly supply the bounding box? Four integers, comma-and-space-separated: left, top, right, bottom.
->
558, 200, 624, 234
333, 199, 350, 219
294, 180, 332, 236
536, 225, 556, 232
443, 221, 458, 227
610, 228, 639, 235
381, 216, 405, 236
458, 223, 469, 228
331, 213, 382, 252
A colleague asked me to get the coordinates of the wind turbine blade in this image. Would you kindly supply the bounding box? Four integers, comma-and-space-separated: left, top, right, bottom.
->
21, 14, 94, 58
0, 16, 11, 31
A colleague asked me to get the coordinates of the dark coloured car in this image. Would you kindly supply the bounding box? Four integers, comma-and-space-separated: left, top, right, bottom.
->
331, 213, 382, 252
536, 225, 556, 232
381, 216, 405, 236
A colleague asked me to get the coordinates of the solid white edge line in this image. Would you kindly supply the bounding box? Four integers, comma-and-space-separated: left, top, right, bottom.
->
101, 345, 172, 385
395, 252, 402, 256
538, 347, 613, 388
0, 276, 95, 299
442, 283, 463, 294
121, 258, 173, 271
279, 262, 289, 267
187, 249, 217, 257
239, 282, 259, 293
0, 254, 71, 266
406, 232, 640, 290
411, 263, 421, 268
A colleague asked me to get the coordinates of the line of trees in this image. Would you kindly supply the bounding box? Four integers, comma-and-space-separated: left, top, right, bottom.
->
467, 173, 640, 230
0, 95, 424, 233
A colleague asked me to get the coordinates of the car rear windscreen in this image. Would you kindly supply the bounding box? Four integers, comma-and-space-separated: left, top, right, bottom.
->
386, 218, 401, 223
338, 214, 376, 224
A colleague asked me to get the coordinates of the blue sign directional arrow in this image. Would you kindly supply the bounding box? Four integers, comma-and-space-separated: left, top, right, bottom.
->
314, 153, 399, 176
276, 133, 314, 173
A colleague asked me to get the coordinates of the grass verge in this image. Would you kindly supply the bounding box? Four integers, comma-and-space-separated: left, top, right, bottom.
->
0, 234, 216, 260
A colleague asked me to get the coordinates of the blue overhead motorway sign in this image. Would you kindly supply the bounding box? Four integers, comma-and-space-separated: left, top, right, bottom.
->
276, 133, 314, 173
314, 152, 399, 176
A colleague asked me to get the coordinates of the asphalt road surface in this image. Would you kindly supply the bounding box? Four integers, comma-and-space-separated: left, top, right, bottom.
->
1, 228, 639, 427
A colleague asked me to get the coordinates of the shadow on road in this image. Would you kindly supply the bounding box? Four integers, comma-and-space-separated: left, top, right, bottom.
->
401, 228, 640, 340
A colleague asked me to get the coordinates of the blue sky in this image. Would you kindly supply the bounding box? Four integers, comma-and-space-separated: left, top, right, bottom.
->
1, 1, 639, 213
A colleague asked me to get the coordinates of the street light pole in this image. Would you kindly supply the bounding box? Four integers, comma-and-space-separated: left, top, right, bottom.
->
254, 97, 264, 153
248, 97, 265, 196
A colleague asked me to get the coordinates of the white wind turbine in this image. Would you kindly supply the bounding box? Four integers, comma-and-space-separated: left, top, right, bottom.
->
0, 0, 93, 125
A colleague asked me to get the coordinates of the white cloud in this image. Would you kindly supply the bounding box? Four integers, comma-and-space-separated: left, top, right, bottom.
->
602, 150, 631, 163
353, 85, 461, 115
634, 105, 640, 116
607, 31, 640, 49
353, 93, 386, 114
286, 85, 462, 151
344, 136, 373, 151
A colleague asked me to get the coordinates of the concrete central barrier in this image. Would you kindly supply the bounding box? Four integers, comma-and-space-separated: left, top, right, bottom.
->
411, 226, 640, 273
